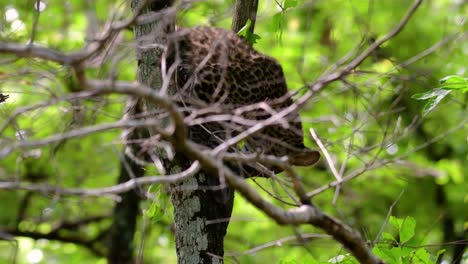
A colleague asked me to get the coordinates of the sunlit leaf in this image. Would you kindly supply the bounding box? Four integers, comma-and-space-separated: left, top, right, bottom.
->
436, 159, 463, 184
411, 89, 450, 100
284, 0, 298, 9
421, 90, 451, 116
145, 185, 167, 223
373, 246, 399, 263
413, 248, 431, 263
237, 19, 253, 36
390, 247, 403, 261
400, 217, 416, 244
439, 75, 468, 90
389, 216, 403, 229
382, 232, 396, 242
237, 19, 262, 44
269, 12, 284, 41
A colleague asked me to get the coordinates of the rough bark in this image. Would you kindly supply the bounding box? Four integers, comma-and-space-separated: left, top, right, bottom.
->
170, 155, 234, 264
170, 1, 259, 262
232, 0, 259, 34
129, 0, 234, 263
107, 0, 175, 262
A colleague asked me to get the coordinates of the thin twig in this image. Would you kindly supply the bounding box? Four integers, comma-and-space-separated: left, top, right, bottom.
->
307, 120, 465, 198
0, 161, 200, 198
309, 128, 343, 204
226, 233, 330, 257
372, 190, 405, 246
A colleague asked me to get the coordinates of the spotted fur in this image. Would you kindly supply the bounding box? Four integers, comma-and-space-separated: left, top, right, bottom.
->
169, 27, 320, 172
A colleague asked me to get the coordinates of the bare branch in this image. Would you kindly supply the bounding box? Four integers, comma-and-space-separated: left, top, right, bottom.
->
171, 131, 383, 263
1, 227, 106, 256
309, 128, 343, 204
307, 121, 466, 198
0, 43, 80, 65
0, 119, 170, 158
316, 0, 423, 85
210, 0, 424, 159
0, 1, 150, 80
372, 190, 405, 246
0, 1, 427, 263
226, 233, 330, 257
0, 161, 200, 198
309, 128, 342, 181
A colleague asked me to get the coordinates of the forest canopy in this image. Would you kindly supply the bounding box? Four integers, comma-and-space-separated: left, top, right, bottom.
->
0, 0, 466, 263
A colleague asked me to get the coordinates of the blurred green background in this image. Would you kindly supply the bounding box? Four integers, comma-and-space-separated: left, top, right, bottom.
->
0, 0, 466, 263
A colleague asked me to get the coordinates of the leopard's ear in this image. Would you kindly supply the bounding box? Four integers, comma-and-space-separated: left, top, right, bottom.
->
290, 149, 320, 167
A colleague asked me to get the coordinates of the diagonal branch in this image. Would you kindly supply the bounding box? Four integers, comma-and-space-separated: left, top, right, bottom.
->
316, 0, 423, 85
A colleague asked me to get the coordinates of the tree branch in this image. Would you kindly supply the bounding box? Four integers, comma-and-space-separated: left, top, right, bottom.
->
2, 216, 109, 257
316, 0, 423, 85
0, 161, 200, 198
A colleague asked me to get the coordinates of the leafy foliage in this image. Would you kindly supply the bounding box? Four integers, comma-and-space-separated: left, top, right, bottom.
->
371, 216, 445, 264
0, 0, 467, 263
237, 19, 262, 44
412, 75, 468, 116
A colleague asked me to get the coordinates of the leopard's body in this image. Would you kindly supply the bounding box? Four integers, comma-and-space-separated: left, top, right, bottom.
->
169, 26, 319, 172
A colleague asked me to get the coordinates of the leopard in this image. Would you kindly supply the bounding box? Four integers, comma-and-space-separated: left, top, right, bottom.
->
167, 26, 320, 176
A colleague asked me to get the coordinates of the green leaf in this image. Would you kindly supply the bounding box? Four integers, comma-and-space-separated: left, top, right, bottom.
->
147, 201, 165, 223
327, 254, 357, 264
373, 246, 399, 264
144, 185, 168, 223
411, 75, 468, 116
237, 19, 262, 45
237, 19, 253, 36
400, 247, 415, 260
279, 260, 298, 264
271, 12, 284, 41
421, 90, 451, 116
440, 75, 465, 84
413, 248, 431, 263
390, 246, 403, 260
389, 216, 403, 229
411, 89, 450, 100
436, 159, 464, 184
284, 0, 298, 9
399, 217, 416, 244
389, 216, 416, 244
146, 203, 155, 218
382, 232, 396, 242
435, 249, 446, 259
439, 75, 468, 90
246, 33, 261, 44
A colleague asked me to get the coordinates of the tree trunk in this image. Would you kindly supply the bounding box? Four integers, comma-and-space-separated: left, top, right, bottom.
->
232, 0, 258, 34
170, 155, 234, 263
107, 155, 145, 264
170, 1, 260, 262
126, 1, 259, 263
129, 0, 233, 263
